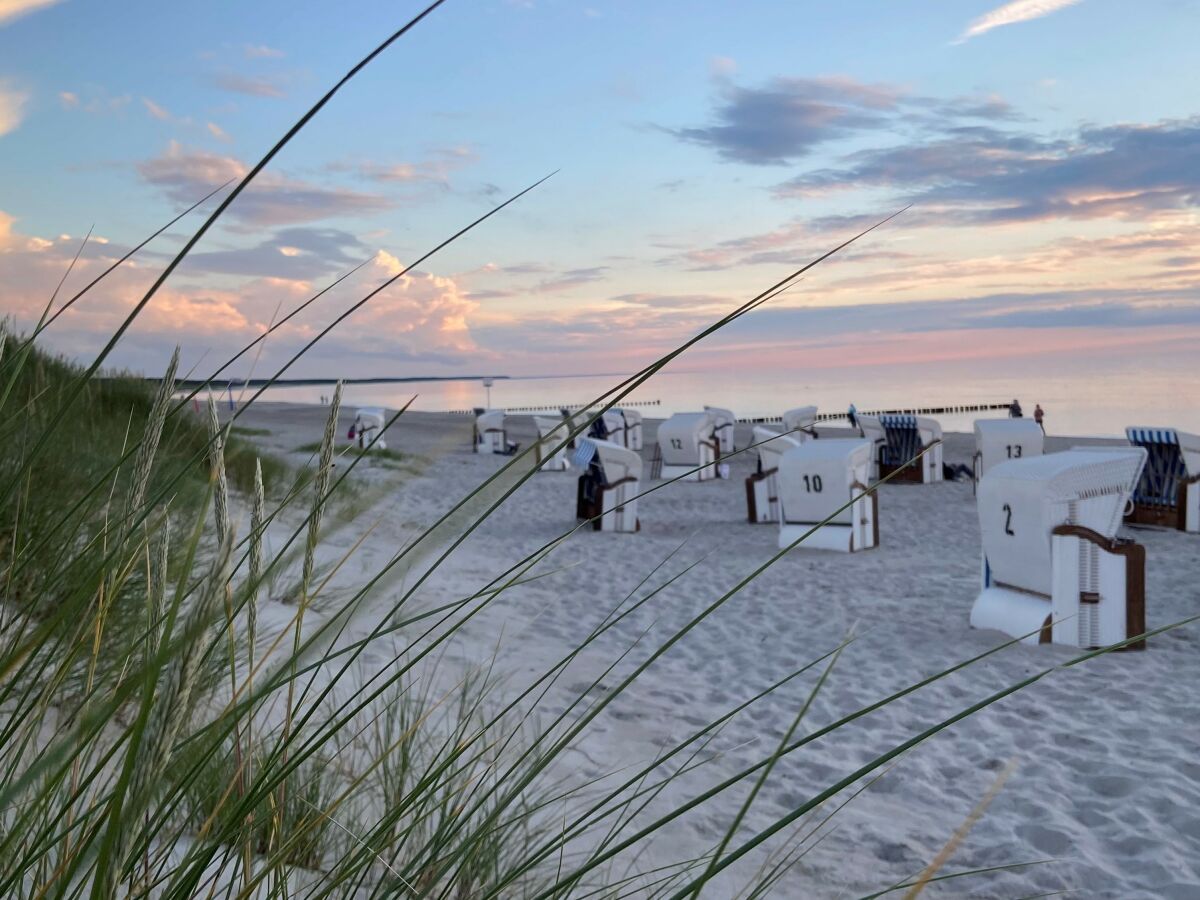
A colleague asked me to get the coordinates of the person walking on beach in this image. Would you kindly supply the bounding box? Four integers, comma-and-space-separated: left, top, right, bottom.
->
1009, 398, 1023, 418
1034, 403, 1045, 433
847, 402, 858, 431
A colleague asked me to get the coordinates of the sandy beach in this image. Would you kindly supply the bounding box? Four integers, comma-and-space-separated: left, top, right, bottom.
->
233, 402, 1200, 899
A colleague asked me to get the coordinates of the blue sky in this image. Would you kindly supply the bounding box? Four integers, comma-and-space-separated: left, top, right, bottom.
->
1, 0, 1198, 379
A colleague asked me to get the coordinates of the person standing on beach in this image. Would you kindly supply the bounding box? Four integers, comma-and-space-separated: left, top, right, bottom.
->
1009, 398, 1023, 418
1034, 403, 1045, 433
847, 402, 858, 430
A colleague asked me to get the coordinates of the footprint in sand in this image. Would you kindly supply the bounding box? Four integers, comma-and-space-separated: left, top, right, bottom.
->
1016, 823, 1073, 856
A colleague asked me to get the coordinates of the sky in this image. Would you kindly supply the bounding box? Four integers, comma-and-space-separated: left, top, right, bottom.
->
1, 0, 1199, 385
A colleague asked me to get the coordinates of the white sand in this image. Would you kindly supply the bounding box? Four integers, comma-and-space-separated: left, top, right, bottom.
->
234, 402, 1200, 899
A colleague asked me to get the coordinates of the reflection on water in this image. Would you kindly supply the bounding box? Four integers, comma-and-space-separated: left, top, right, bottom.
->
244, 351, 1200, 438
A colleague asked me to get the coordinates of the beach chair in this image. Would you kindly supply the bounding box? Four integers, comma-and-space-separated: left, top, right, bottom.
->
575, 439, 641, 533
619, 408, 643, 451
703, 406, 737, 454
777, 439, 877, 552
877, 414, 944, 484
856, 415, 887, 480
1124, 427, 1200, 532
973, 418, 1043, 481
781, 405, 818, 440
353, 407, 387, 451
746, 426, 801, 523
533, 416, 572, 471
655, 412, 720, 482
473, 409, 518, 455
970, 447, 1148, 649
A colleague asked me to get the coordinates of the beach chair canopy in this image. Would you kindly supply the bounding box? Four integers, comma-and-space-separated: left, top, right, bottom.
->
592, 439, 642, 484
778, 439, 872, 527
977, 448, 1145, 598
752, 425, 801, 474
657, 413, 716, 466
534, 415, 570, 441
974, 418, 1044, 474
781, 406, 817, 435
355, 408, 386, 430
703, 406, 736, 449
858, 414, 885, 441
476, 409, 505, 432
1125, 427, 1200, 510
618, 408, 642, 427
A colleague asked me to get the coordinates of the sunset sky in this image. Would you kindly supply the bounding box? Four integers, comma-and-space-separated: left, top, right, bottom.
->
1, 0, 1198, 383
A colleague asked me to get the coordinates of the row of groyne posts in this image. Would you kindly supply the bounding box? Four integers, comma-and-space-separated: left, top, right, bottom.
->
441, 400, 1013, 421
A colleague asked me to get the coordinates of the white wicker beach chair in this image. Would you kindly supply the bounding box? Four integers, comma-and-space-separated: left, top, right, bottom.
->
746, 425, 801, 523
703, 406, 737, 454
597, 410, 626, 448
575, 438, 641, 533
781, 406, 818, 440
533, 416, 572, 471
777, 439, 877, 552
1125, 427, 1200, 532
971, 447, 1148, 649
875, 414, 943, 484
353, 407, 387, 451
656, 412, 719, 482
474, 409, 516, 455
973, 418, 1044, 480
619, 408, 643, 451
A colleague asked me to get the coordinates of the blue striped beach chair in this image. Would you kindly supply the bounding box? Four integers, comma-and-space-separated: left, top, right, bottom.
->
1124, 427, 1200, 532
877, 414, 944, 484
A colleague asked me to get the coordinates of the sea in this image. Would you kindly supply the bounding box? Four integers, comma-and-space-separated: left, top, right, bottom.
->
243, 351, 1200, 439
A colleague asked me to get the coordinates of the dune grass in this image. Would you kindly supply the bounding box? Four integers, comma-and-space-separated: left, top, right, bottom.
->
0, 4, 1187, 898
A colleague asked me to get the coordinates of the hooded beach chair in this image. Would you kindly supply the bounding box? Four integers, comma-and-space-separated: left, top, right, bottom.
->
970, 447, 1148, 649
353, 407, 387, 451
746, 425, 801, 523
856, 415, 887, 480
533, 416, 572, 471
619, 408, 643, 451
781, 405, 818, 440
703, 406, 737, 454
1124, 427, 1200, 532
473, 409, 518, 456
777, 439, 877, 552
575, 438, 641, 533
973, 418, 1044, 481
655, 412, 719, 482
876, 414, 943, 483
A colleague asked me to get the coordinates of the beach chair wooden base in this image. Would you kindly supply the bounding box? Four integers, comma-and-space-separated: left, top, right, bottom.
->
576, 476, 639, 533
1126, 479, 1199, 532
878, 461, 923, 484
745, 470, 779, 523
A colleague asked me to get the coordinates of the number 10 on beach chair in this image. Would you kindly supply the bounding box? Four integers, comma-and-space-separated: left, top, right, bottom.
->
777, 439, 877, 552
970, 448, 1148, 649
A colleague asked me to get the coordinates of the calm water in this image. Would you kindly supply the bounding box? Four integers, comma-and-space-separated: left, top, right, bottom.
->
246, 352, 1200, 438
